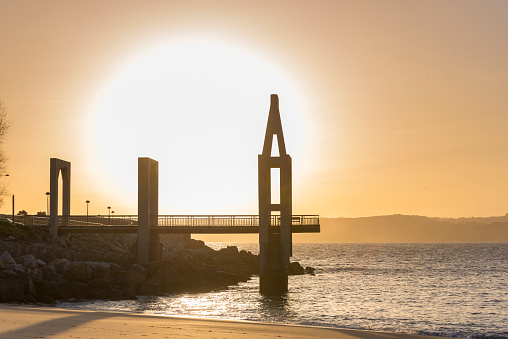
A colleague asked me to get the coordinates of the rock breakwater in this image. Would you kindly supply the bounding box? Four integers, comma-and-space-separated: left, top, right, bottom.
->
0, 223, 314, 303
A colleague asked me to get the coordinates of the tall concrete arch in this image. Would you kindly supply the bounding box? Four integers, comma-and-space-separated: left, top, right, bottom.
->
49, 158, 71, 238
258, 94, 292, 294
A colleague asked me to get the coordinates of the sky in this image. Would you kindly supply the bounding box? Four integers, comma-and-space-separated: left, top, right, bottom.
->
1, 0, 507, 219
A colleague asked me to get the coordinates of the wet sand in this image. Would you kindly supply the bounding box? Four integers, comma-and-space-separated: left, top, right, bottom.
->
0, 304, 454, 338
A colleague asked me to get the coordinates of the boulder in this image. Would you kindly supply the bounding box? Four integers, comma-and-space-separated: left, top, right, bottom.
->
120, 286, 137, 300
61, 262, 93, 281
189, 246, 214, 259
36, 259, 46, 266
122, 270, 146, 288
35, 280, 59, 297
21, 254, 38, 269
0, 277, 25, 301
0, 258, 4, 270
0, 270, 17, 279
87, 287, 111, 300
23, 275, 37, 297
139, 281, 161, 295
40, 265, 67, 284
87, 276, 113, 289
57, 281, 90, 299
304, 266, 316, 275
26, 268, 43, 281
288, 262, 305, 275
0, 251, 16, 266
10, 264, 25, 273
85, 261, 111, 272
130, 264, 146, 275
217, 246, 239, 257
49, 258, 70, 272
73, 282, 91, 299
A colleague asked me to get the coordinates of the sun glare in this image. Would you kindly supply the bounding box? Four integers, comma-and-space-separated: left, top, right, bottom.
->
89, 38, 304, 214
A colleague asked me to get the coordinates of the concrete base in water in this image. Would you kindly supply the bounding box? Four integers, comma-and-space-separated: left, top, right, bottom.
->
259, 238, 288, 294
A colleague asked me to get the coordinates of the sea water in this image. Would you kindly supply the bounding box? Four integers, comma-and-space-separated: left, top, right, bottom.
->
57, 243, 508, 338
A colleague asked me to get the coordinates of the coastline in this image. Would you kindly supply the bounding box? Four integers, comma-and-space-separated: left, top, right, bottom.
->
0, 304, 458, 339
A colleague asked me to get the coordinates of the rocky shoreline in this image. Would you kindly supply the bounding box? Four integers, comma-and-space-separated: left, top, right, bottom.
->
0, 222, 314, 303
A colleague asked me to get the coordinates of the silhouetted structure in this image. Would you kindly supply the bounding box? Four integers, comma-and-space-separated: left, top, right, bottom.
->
49, 158, 70, 238
138, 157, 161, 265
258, 94, 292, 294
43, 96, 319, 291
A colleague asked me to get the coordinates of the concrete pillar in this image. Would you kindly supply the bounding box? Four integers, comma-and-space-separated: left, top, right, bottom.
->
259, 94, 292, 294
138, 157, 161, 265
49, 158, 71, 238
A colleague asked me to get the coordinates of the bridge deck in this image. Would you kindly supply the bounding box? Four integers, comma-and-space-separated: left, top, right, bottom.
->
16, 215, 320, 234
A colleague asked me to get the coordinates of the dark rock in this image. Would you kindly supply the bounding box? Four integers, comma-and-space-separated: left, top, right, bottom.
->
23, 275, 37, 296
189, 247, 213, 259
73, 282, 91, 299
35, 280, 59, 297
304, 266, 316, 275
217, 246, 239, 257
119, 269, 146, 291
26, 268, 43, 281
40, 265, 67, 284
49, 258, 70, 272
139, 281, 161, 295
21, 254, 37, 269
37, 294, 56, 304
56, 281, 90, 299
61, 262, 93, 281
288, 262, 305, 275
186, 238, 206, 249
87, 276, 113, 289
10, 264, 25, 273
87, 287, 112, 300
25, 293, 36, 303
0, 277, 25, 301
0, 251, 16, 266
0, 269, 18, 279
239, 250, 259, 273
130, 264, 146, 275
120, 286, 137, 300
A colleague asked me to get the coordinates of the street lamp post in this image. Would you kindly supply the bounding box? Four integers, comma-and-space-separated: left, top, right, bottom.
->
45, 192, 50, 216
107, 206, 111, 225
86, 200, 90, 223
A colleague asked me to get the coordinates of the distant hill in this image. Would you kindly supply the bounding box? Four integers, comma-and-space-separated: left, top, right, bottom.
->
292, 214, 508, 243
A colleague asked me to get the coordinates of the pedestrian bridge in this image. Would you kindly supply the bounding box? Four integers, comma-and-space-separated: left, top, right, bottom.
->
19, 214, 320, 235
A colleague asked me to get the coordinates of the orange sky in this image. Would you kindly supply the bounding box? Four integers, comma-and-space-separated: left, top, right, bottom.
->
1, 0, 507, 218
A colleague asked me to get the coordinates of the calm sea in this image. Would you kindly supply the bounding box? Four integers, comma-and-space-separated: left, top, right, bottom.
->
58, 243, 508, 338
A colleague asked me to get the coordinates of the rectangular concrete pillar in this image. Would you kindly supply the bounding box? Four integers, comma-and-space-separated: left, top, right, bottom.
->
259, 154, 292, 294
138, 157, 160, 265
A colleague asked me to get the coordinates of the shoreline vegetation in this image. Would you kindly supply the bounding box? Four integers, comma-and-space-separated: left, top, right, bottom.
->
0, 221, 313, 304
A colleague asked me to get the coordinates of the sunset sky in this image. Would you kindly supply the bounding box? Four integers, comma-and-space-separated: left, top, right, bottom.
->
1, 0, 507, 218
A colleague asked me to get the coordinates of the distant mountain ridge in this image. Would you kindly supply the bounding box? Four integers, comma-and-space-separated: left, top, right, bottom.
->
292, 214, 508, 243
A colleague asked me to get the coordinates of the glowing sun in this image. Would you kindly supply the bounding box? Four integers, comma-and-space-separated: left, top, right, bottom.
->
89, 37, 303, 214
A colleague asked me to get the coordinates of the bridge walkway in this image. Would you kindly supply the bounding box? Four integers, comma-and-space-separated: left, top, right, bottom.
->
16, 214, 320, 235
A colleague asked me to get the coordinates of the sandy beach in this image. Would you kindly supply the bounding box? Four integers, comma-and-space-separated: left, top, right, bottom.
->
0, 304, 456, 339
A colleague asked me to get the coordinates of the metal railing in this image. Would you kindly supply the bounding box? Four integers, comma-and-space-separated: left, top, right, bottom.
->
2, 214, 319, 228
